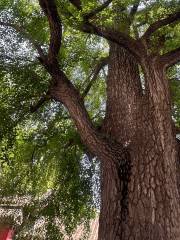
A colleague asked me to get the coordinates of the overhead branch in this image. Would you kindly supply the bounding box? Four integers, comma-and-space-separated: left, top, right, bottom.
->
159, 47, 180, 69
0, 21, 45, 59
68, 0, 142, 59
0, 205, 22, 210
30, 93, 51, 113
69, 0, 82, 10
130, 0, 141, 20
82, 56, 109, 98
83, 0, 112, 20
142, 11, 180, 40
38, 0, 62, 63
82, 22, 142, 60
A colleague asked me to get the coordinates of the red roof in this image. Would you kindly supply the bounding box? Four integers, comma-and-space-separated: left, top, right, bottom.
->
0, 228, 14, 240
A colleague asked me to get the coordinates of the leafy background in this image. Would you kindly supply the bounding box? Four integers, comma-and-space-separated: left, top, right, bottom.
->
0, 0, 179, 239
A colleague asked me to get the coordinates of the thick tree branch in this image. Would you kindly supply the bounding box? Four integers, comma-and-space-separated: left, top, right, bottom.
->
69, 0, 82, 10
0, 21, 45, 59
142, 11, 180, 40
36, 1, 102, 153
38, 0, 62, 62
82, 22, 143, 60
49, 69, 128, 166
82, 56, 108, 98
68, 0, 143, 59
31, 0, 129, 166
83, 0, 112, 20
159, 47, 180, 69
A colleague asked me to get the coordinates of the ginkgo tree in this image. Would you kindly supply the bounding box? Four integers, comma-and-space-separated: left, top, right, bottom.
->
0, 0, 180, 239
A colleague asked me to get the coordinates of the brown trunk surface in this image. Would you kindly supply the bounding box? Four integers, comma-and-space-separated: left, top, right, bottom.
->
50, 40, 180, 240
98, 44, 180, 240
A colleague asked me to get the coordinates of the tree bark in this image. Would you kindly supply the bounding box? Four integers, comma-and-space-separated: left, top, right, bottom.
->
39, 2, 180, 237
98, 45, 180, 239
49, 44, 180, 240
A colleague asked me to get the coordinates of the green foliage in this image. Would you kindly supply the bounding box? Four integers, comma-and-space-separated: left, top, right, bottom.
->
169, 65, 180, 127
0, 0, 179, 239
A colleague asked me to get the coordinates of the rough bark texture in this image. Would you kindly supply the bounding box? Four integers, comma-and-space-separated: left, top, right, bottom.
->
48, 37, 180, 240
35, 1, 180, 239
176, 139, 180, 198
97, 44, 180, 240
50, 46, 180, 240
1, 0, 179, 238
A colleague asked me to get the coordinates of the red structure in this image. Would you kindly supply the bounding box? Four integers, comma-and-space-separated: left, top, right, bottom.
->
0, 227, 14, 240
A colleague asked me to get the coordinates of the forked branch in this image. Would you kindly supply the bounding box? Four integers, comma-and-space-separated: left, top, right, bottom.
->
142, 11, 180, 40
160, 47, 180, 69
68, 0, 142, 59
82, 22, 142, 59
83, 0, 112, 20
50, 69, 128, 166
82, 56, 109, 98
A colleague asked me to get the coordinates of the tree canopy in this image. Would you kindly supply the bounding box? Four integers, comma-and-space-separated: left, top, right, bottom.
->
0, 0, 179, 239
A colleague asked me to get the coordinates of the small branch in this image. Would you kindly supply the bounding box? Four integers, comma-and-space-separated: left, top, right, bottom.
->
30, 93, 50, 113
130, 0, 141, 20
38, 0, 62, 63
142, 11, 180, 40
82, 57, 108, 98
64, 138, 75, 148
83, 0, 112, 20
0, 205, 22, 210
69, 0, 82, 10
159, 47, 180, 69
0, 21, 45, 59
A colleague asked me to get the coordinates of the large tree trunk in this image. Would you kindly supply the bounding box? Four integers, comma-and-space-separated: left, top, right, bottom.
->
98, 44, 180, 240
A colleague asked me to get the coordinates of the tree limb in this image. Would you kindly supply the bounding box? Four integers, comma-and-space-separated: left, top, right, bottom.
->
69, 0, 82, 10
32, 0, 129, 165
130, 0, 141, 19
68, 0, 144, 60
0, 21, 45, 59
81, 22, 143, 60
49, 69, 128, 166
142, 11, 180, 40
159, 47, 180, 69
83, 0, 112, 20
68, 0, 143, 59
82, 56, 109, 98
38, 0, 62, 63
30, 93, 51, 113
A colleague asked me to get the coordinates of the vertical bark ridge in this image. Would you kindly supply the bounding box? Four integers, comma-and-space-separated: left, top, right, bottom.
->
102, 43, 143, 145
99, 43, 143, 239
98, 44, 180, 239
